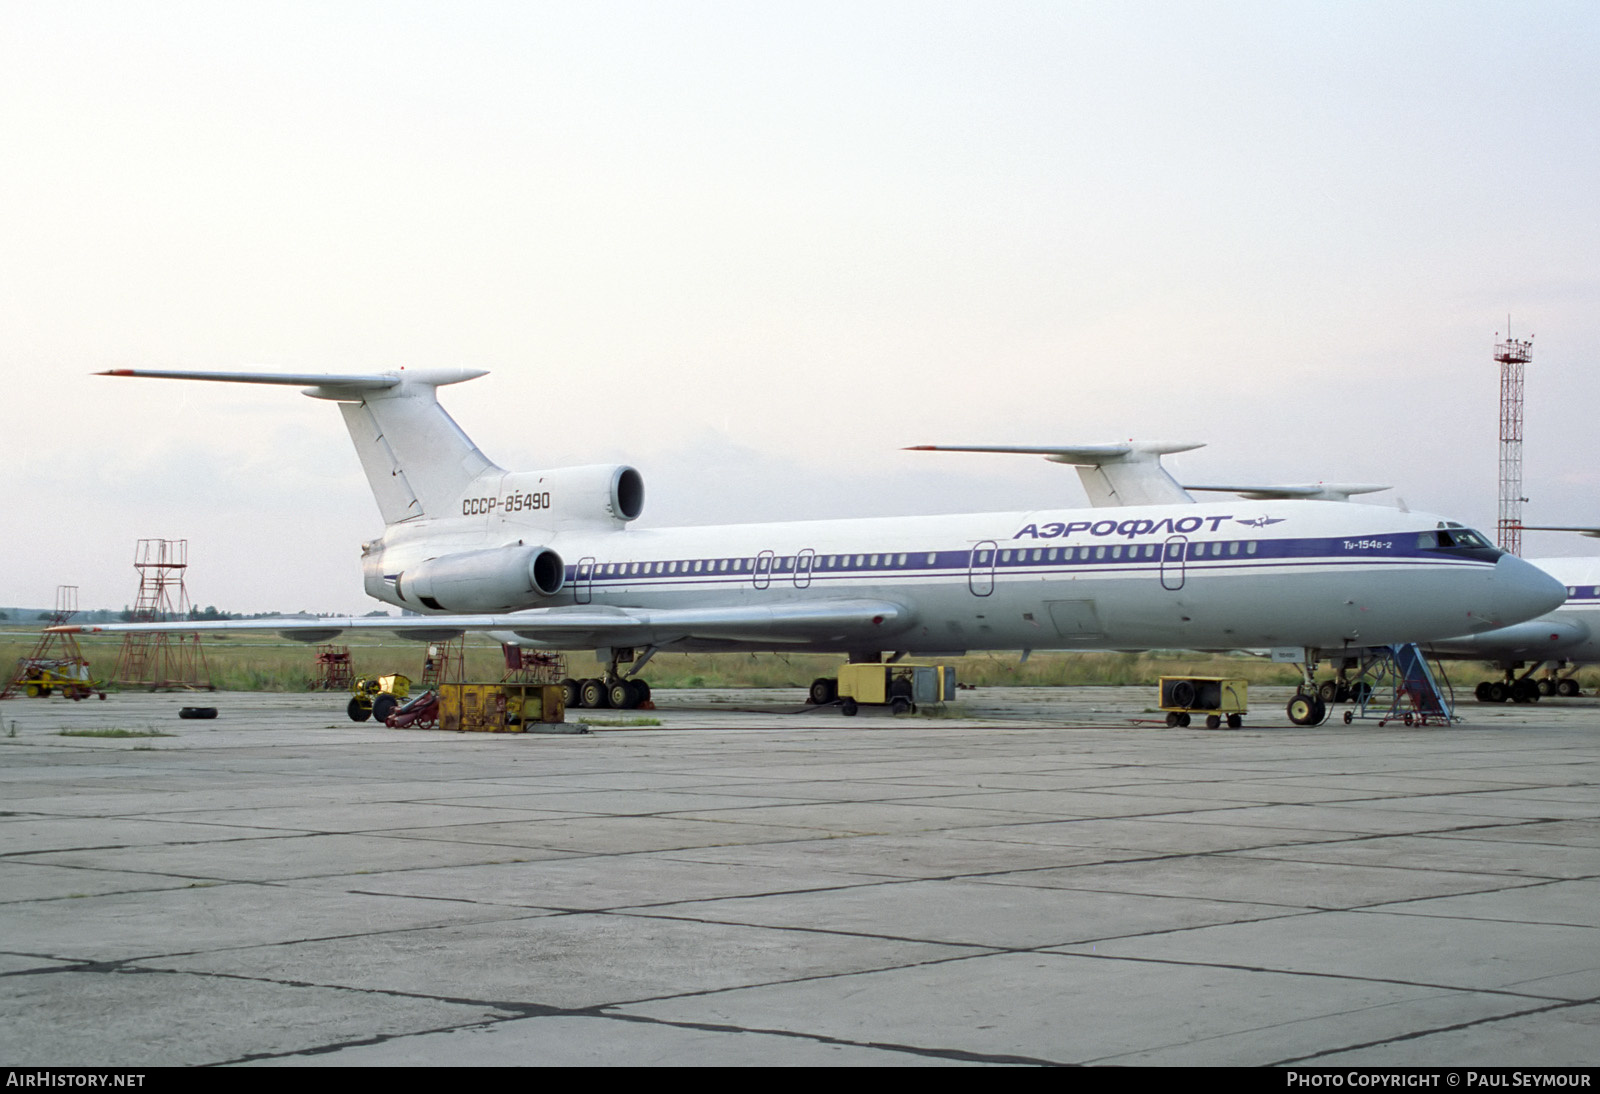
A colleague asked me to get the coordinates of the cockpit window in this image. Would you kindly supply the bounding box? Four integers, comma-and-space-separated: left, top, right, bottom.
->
1420, 528, 1498, 553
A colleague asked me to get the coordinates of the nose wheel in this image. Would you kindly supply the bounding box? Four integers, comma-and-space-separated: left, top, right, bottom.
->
1286, 692, 1327, 726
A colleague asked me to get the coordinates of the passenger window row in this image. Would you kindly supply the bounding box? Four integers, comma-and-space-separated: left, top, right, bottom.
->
579, 541, 1262, 578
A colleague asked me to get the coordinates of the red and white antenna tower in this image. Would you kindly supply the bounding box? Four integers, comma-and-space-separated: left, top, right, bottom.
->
1494, 322, 1533, 556
111, 539, 213, 690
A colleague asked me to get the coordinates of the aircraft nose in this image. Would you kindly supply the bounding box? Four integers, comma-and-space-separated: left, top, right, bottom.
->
1491, 554, 1569, 625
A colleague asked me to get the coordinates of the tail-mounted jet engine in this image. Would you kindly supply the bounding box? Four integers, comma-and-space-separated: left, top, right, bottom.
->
493, 464, 645, 529
396, 544, 565, 613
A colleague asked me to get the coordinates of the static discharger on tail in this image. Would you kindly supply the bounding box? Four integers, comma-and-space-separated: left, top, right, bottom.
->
62, 368, 1567, 724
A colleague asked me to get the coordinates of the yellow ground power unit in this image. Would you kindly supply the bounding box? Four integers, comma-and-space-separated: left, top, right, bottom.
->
836, 663, 956, 716
1158, 675, 1247, 730
437, 682, 565, 732
347, 673, 411, 723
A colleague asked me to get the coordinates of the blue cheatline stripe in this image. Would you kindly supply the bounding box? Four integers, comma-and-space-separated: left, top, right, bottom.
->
564, 534, 1497, 586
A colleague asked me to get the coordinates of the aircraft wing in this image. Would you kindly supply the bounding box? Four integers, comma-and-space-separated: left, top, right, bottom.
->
1184, 483, 1391, 502
51, 599, 914, 649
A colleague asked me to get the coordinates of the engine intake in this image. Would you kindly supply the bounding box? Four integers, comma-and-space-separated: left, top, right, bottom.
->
397, 545, 564, 613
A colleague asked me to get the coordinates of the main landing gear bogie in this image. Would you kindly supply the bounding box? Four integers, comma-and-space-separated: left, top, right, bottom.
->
562, 674, 652, 711
560, 645, 656, 712
1475, 660, 1584, 703
1531, 677, 1580, 698
1474, 678, 1544, 704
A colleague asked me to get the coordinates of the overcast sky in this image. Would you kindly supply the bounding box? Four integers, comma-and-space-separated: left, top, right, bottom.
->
3, 1, 1597, 614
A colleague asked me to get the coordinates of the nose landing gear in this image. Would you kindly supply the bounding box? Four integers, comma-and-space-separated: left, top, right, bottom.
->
1286, 658, 1329, 726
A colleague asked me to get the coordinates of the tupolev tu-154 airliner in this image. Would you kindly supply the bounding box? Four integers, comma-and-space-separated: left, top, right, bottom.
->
58, 367, 1566, 723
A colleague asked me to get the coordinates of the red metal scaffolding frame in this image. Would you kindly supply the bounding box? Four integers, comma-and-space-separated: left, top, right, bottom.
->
419, 638, 466, 688
111, 539, 213, 691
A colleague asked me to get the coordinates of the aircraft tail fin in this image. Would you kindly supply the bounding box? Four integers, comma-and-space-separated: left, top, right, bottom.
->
99, 368, 500, 524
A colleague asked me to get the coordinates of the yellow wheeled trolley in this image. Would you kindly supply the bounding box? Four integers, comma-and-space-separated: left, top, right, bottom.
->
347, 673, 410, 723
437, 682, 568, 732
13, 658, 106, 701
836, 663, 956, 717
1158, 676, 1247, 730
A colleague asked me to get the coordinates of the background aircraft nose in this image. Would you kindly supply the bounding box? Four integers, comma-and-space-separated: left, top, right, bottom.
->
1492, 554, 1569, 624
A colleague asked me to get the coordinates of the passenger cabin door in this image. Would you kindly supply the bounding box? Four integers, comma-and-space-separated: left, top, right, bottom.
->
1160, 536, 1187, 591
753, 550, 775, 590
968, 541, 996, 597
574, 556, 595, 604
794, 548, 815, 588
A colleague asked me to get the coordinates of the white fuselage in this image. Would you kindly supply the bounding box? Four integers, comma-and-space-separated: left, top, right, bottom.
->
1426, 556, 1600, 668
365, 499, 1560, 656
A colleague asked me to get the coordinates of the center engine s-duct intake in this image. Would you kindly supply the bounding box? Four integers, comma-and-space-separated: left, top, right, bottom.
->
396, 544, 565, 613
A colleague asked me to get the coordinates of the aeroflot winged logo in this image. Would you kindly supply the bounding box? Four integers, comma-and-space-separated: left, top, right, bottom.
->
1235, 516, 1287, 529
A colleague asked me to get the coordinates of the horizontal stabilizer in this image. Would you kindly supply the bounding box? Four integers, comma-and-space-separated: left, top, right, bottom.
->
98, 367, 486, 398
51, 599, 913, 650
100, 367, 496, 524
906, 442, 1201, 507
1185, 483, 1391, 502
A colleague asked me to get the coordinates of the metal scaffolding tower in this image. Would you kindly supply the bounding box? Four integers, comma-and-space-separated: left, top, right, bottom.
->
1494, 326, 1533, 556
309, 645, 355, 691
420, 638, 466, 688
111, 539, 213, 691
2, 586, 105, 701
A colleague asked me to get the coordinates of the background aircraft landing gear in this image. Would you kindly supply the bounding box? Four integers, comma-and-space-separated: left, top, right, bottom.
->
808, 677, 838, 705
1476, 662, 1549, 704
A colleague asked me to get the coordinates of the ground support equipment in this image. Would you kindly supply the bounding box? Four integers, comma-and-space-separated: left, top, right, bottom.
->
419, 637, 466, 689
309, 645, 354, 691
834, 663, 956, 717
2, 588, 106, 701
385, 690, 440, 729
347, 673, 411, 723
435, 682, 568, 732
1158, 676, 1246, 729
1343, 644, 1456, 726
